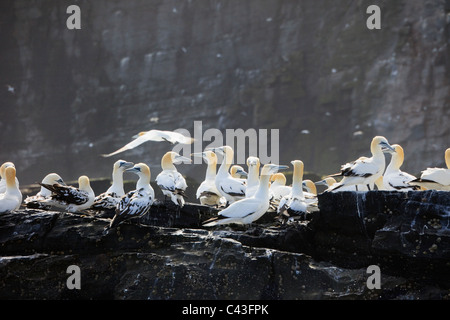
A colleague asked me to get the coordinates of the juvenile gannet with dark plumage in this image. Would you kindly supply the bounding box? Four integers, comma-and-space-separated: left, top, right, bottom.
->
409, 148, 450, 191
0, 167, 22, 213
203, 163, 288, 226
91, 160, 134, 211
382, 144, 420, 191
156, 151, 191, 207
326, 136, 395, 192
102, 129, 194, 157
108, 163, 155, 229
245, 156, 260, 198
192, 151, 223, 206
40, 175, 95, 213
269, 173, 291, 206
277, 160, 309, 221
0, 162, 19, 194
209, 146, 247, 204
24, 173, 66, 209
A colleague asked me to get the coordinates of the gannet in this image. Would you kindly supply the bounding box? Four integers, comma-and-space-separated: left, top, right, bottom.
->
315, 177, 368, 192
203, 163, 288, 226
24, 173, 66, 210
245, 156, 260, 198
0, 162, 19, 194
277, 160, 309, 221
302, 179, 319, 206
269, 173, 291, 206
230, 165, 247, 179
91, 160, 134, 211
326, 136, 395, 192
0, 167, 22, 213
209, 146, 246, 204
155, 151, 191, 207
192, 151, 223, 206
409, 148, 450, 191
108, 163, 155, 229
40, 175, 95, 213
102, 129, 194, 157
382, 144, 420, 191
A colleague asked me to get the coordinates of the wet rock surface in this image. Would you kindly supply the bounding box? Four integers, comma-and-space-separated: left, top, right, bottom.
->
0, 191, 450, 299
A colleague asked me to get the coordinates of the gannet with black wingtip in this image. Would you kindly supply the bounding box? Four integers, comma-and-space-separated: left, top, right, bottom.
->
102, 129, 194, 157
156, 151, 191, 207
40, 175, 95, 213
326, 136, 395, 192
24, 173, 66, 210
269, 173, 291, 206
91, 160, 134, 211
277, 160, 309, 222
192, 151, 223, 206
209, 146, 247, 204
0, 162, 19, 194
108, 163, 155, 229
382, 144, 420, 191
409, 148, 450, 191
0, 167, 22, 213
245, 156, 260, 198
203, 163, 288, 226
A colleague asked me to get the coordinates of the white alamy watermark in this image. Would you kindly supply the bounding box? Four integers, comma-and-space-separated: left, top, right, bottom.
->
170, 121, 279, 165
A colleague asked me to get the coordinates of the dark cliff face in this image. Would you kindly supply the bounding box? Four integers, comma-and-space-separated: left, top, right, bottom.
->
0, 0, 449, 185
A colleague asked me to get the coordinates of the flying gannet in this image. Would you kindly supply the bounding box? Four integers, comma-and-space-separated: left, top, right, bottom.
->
203, 163, 288, 226
409, 148, 450, 191
209, 146, 247, 205
40, 175, 95, 213
277, 160, 309, 222
192, 151, 223, 206
24, 173, 66, 210
102, 129, 194, 157
0, 162, 19, 194
245, 156, 260, 198
108, 163, 155, 229
382, 144, 420, 191
0, 167, 22, 213
91, 160, 134, 211
325, 136, 395, 192
155, 151, 191, 207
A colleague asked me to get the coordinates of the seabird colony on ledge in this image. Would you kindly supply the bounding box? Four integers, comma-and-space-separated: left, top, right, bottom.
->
1, 130, 449, 229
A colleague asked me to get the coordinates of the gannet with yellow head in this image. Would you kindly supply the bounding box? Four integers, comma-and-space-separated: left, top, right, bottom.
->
326, 136, 395, 192
155, 151, 191, 207
108, 163, 155, 229
24, 173, 66, 209
245, 156, 260, 198
0, 167, 22, 213
40, 175, 95, 213
91, 160, 134, 211
277, 160, 309, 222
192, 151, 224, 206
382, 144, 420, 191
0, 162, 19, 194
302, 179, 319, 210
209, 146, 247, 205
230, 165, 247, 179
203, 163, 288, 226
409, 148, 450, 191
102, 129, 194, 157
269, 173, 291, 206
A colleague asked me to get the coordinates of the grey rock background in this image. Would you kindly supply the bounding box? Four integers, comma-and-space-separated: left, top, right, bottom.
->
0, 0, 449, 185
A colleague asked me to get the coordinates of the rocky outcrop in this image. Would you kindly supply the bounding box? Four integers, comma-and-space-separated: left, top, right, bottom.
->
1, 191, 449, 300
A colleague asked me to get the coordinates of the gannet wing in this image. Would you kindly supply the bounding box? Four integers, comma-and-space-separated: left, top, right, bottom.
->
40, 183, 89, 205
341, 158, 379, 177
217, 197, 261, 219
156, 172, 176, 191
219, 178, 246, 197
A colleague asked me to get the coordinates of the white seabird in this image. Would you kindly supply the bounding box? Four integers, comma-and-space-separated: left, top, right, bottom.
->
192, 151, 224, 207
40, 175, 95, 213
102, 129, 194, 157
209, 146, 247, 205
91, 160, 134, 211
245, 156, 260, 198
0, 162, 19, 194
155, 151, 191, 207
302, 179, 319, 207
108, 163, 155, 229
0, 167, 22, 213
326, 136, 395, 192
269, 173, 291, 206
203, 163, 288, 226
315, 177, 368, 192
277, 160, 309, 221
382, 144, 420, 191
409, 148, 450, 191
24, 173, 66, 210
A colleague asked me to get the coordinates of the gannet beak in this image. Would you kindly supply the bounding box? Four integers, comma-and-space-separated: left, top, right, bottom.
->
315, 180, 327, 186
190, 152, 206, 158
57, 178, 66, 186
380, 141, 395, 153
235, 168, 248, 177
276, 165, 289, 171
207, 147, 224, 155
126, 166, 141, 173
174, 154, 192, 164
120, 161, 135, 169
